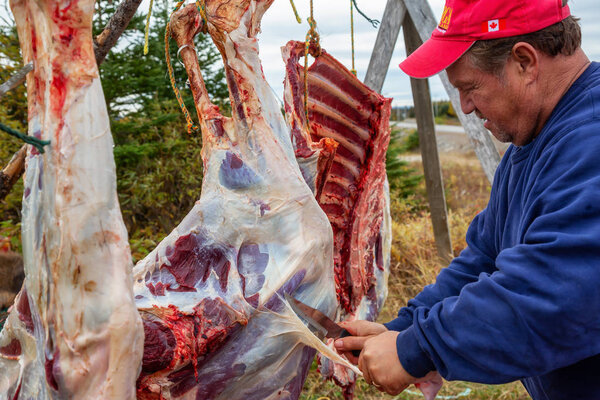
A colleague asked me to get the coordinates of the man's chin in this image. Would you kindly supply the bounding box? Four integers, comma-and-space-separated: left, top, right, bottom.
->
488, 126, 513, 144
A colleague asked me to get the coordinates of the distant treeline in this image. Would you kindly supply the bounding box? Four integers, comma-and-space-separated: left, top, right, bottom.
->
391, 100, 457, 121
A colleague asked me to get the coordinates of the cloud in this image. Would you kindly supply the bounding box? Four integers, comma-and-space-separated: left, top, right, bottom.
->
257, 0, 597, 106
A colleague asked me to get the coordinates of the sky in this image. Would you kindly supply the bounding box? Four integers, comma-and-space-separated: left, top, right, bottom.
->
256, 0, 600, 107
1, 0, 599, 107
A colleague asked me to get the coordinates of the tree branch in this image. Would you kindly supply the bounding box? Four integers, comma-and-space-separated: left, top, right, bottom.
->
0, 62, 32, 101
0, 145, 26, 200
0, 0, 145, 201
94, 0, 145, 65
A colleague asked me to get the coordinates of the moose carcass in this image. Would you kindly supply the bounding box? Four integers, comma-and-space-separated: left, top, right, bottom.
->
0, 0, 144, 396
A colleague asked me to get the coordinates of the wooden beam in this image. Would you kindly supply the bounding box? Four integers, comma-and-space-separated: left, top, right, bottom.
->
403, 0, 501, 184
403, 13, 453, 263
364, 0, 407, 93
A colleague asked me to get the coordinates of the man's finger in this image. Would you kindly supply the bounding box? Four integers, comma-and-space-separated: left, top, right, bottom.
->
339, 320, 387, 336
334, 335, 368, 352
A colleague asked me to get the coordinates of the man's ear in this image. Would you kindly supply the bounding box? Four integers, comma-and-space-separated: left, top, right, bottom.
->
510, 42, 539, 81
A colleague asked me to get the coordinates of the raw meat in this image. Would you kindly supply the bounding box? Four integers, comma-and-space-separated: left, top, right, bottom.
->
282, 41, 392, 398
133, 2, 356, 399
0, 0, 144, 397
0, 0, 392, 398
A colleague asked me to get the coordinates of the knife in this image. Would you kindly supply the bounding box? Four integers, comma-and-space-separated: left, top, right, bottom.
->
284, 293, 361, 357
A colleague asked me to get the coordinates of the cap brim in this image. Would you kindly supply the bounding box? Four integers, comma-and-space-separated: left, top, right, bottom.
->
399, 36, 474, 79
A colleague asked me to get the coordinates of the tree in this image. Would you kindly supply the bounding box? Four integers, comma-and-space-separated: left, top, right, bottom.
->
0, 22, 27, 243
0, 0, 229, 259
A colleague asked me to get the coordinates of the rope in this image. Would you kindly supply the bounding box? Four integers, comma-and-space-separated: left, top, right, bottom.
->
304, 0, 321, 127
350, 0, 356, 75
164, 0, 208, 135
288, 0, 301, 24
194, 0, 208, 26
351, 0, 380, 28
143, 0, 155, 55
0, 123, 50, 154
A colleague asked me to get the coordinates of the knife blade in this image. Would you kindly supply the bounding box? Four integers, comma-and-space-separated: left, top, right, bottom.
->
284, 293, 361, 357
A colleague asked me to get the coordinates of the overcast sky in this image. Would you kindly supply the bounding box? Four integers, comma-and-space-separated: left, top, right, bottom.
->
1, 0, 598, 107
257, 0, 600, 107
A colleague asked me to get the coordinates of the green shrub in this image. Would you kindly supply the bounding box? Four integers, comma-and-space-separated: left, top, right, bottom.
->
386, 129, 422, 199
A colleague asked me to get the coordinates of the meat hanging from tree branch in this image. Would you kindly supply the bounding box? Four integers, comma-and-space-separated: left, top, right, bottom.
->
1, 0, 394, 398
0, 0, 145, 395
0, 0, 145, 202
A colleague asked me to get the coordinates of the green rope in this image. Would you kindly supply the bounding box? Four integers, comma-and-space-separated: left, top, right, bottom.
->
0, 123, 50, 154
351, 0, 379, 28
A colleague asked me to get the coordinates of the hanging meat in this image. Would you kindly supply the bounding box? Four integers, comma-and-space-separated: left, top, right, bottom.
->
0, 0, 144, 396
0, 0, 396, 398
133, 1, 360, 398
282, 40, 392, 398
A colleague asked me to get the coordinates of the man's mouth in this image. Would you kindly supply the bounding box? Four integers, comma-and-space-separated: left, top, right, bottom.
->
476, 113, 491, 129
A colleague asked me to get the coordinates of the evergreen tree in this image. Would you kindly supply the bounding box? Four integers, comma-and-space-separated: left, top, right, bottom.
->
0, 0, 229, 259
0, 22, 27, 236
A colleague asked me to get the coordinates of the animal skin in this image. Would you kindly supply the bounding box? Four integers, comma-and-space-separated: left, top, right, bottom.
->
0, 0, 402, 399
0, 0, 144, 396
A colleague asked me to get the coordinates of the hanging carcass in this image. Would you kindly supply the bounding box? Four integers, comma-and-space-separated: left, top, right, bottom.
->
0, 0, 393, 398
132, 0, 355, 397
282, 40, 392, 398
0, 0, 144, 396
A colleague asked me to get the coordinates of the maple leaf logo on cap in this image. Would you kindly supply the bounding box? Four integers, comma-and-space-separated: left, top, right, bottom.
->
482, 18, 506, 33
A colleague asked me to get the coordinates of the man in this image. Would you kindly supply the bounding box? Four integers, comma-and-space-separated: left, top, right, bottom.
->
334, 0, 600, 399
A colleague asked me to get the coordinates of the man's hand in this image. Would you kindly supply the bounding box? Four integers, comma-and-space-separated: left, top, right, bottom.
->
358, 330, 439, 396
333, 320, 387, 364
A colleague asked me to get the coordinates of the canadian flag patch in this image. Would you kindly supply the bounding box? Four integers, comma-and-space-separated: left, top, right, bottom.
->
482, 19, 506, 33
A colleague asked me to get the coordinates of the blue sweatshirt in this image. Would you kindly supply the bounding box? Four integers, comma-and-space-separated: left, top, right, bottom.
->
385, 62, 600, 400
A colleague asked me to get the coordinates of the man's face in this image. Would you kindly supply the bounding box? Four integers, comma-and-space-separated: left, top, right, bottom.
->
446, 54, 539, 146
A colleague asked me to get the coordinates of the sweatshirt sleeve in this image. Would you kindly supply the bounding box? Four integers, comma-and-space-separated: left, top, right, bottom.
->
384, 176, 501, 333
395, 129, 600, 382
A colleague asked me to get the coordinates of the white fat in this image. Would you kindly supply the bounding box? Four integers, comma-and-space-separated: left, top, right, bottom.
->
271, 301, 362, 376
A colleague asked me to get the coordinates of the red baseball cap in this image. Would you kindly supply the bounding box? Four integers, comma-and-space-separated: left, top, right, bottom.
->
400, 0, 571, 78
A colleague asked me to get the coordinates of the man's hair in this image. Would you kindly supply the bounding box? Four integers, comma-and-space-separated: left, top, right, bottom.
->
468, 15, 582, 75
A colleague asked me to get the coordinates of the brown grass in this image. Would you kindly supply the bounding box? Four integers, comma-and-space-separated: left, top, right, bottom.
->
300, 153, 529, 400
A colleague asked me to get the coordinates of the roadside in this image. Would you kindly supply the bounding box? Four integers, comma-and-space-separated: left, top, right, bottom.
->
392, 119, 510, 160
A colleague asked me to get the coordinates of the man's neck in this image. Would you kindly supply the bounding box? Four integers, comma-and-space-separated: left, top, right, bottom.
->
536, 49, 590, 135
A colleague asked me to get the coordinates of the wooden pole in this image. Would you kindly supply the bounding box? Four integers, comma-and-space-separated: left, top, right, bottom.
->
403, 0, 501, 184
403, 13, 453, 263
364, 0, 407, 93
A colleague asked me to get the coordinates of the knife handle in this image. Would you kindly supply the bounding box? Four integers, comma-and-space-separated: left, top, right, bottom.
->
339, 329, 361, 357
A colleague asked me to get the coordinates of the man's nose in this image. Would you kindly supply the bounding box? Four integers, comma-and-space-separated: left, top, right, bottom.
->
459, 92, 475, 115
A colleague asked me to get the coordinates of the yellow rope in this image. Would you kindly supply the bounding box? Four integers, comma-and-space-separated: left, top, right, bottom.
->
304, 0, 321, 127
350, 0, 356, 75
165, 0, 200, 134
144, 0, 155, 55
288, 0, 301, 24
194, 0, 208, 26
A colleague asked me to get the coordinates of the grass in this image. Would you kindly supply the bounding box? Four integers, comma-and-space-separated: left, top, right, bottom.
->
0, 133, 526, 398
300, 153, 529, 400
